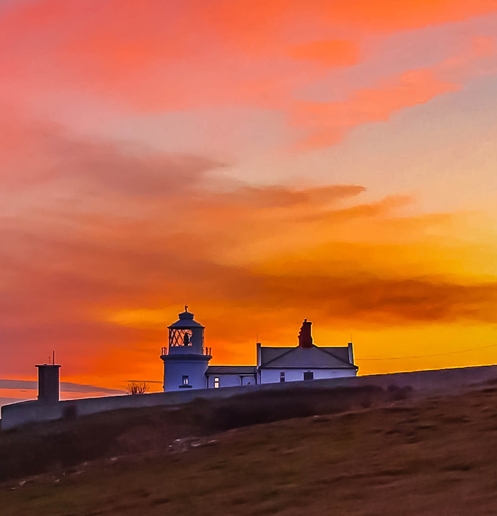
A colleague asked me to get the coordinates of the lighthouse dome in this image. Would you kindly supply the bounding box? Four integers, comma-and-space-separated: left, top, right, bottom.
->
168, 307, 205, 329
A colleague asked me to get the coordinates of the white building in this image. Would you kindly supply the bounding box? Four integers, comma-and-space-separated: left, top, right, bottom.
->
160, 308, 358, 391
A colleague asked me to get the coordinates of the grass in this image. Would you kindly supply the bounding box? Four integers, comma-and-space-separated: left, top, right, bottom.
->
2, 382, 497, 515
0, 384, 386, 483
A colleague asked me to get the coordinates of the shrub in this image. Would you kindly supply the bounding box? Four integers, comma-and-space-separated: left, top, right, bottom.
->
126, 382, 150, 395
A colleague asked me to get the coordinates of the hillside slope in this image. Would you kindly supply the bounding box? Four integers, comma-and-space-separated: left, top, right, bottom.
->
2, 382, 497, 515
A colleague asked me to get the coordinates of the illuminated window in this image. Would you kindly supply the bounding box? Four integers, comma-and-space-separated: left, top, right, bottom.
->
280, 372, 285, 383
170, 329, 193, 347
303, 371, 314, 381
182, 375, 189, 385
214, 377, 220, 388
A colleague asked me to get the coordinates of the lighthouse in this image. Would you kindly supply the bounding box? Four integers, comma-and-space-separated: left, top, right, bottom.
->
160, 307, 212, 391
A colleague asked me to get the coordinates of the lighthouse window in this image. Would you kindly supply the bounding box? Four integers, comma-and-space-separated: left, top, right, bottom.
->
303, 371, 314, 381
170, 329, 193, 347
280, 372, 285, 383
182, 375, 189, 385
214, 377, 220, 388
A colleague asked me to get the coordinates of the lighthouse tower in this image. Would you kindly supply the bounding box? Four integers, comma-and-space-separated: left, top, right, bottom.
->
160, 307, 211, 391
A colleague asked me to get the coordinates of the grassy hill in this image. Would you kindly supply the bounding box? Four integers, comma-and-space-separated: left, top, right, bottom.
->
1, 381, 497, 515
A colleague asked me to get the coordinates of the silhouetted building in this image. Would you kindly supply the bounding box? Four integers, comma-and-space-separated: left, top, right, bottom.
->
160, 309, 357, 391
36, 362, 61, 403
160, 307, 212, 391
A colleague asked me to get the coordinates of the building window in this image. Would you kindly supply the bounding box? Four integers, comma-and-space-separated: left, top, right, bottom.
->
280, 372, 285, 383
182, 375, 189, 385
214, 377, 220, 389
303, 371, 314, 381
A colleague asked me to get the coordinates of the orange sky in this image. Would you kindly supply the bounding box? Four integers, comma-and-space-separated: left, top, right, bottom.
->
1, 0, 497, 404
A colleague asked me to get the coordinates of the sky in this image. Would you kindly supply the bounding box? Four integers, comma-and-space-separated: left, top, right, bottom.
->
1, 0, 497, 406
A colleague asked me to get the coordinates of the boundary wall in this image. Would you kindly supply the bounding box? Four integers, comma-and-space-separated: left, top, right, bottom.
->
2, 364, 497, 430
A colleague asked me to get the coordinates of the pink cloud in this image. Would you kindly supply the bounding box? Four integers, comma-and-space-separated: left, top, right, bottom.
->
288, 40, 361, 67
1, 0, 495, 115
291, 37, 496, 150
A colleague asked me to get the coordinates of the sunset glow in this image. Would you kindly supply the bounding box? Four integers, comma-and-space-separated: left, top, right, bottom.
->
1, 0, 497, 404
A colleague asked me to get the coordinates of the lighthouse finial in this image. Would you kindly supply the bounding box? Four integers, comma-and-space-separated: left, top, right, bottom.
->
185, 304, 188, 312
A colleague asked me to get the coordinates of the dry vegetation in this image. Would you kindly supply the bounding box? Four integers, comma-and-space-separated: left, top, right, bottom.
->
2, 382, 497, 515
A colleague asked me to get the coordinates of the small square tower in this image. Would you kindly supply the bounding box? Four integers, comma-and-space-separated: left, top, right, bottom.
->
36, 363, 61, 403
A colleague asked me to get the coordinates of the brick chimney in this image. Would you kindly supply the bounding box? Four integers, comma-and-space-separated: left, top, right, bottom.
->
298, 319, 313, 348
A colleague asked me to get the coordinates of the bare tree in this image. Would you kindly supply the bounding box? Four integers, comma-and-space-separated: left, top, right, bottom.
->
126, 381, 150, 395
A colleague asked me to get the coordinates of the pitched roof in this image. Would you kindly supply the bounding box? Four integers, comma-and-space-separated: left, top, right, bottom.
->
260, 345, 356, 370
206, 366, 256, 375
259, 346, 288, 365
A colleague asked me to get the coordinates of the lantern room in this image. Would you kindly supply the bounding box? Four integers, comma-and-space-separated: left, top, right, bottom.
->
167, 306, 205, 355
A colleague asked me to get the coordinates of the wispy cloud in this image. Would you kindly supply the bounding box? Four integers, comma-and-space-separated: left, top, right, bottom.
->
1, 1, 495, 116
0, 114, 496, 378
291, 37, 496, 150
0, 379, 123, 394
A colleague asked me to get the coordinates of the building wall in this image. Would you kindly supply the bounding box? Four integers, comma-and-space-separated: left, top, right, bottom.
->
164, 358, 209, 391
206, 374, 256, 389
259, 368, 357, 385
3, 365, 497, 430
